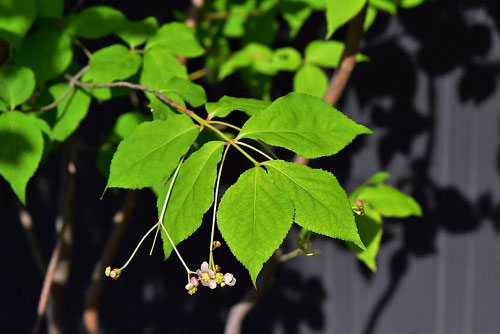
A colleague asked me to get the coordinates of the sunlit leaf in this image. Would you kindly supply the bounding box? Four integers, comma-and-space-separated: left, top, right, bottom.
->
217, 167, 294, 286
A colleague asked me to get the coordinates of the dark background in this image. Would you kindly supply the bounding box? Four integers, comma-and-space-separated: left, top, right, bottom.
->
1, 0, 499, 333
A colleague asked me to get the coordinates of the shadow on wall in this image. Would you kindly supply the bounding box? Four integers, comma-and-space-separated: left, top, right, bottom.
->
348, 1, 500, 333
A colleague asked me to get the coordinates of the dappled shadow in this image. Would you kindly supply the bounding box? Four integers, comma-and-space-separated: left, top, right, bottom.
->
0, 130, 36, 165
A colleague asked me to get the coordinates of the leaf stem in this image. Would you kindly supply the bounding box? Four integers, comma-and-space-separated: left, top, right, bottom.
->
208, 120, 242, 131
159, 222, 193, 274
236, 141, 274, 161
208, 144, 230, 271
159, 156, 186, 223
118, 224, 158, 271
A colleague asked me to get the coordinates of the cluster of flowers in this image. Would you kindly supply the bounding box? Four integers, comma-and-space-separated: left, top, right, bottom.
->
185, 261, 236, 295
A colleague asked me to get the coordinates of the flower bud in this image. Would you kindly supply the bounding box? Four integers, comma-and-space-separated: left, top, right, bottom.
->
215, 272, 224, 284
213, 241, 221, 249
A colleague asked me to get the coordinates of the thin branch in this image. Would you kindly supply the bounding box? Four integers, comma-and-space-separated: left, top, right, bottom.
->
68, 78, 193, 116
323, 4, 367, 105
84, 191, 140, 334
33, 136, 78, 334
67, 76, 260, 165
18, 207, 46, 274
38, 65, 90, 112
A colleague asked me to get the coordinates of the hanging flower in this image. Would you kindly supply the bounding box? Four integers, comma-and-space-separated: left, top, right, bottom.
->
105, 266, 121, 280
221, 273, 236, 287
196, 261, 217, 289
185, 277, 199, 295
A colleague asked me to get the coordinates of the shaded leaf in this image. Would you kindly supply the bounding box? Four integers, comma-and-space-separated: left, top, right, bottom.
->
238, 92, 371, 159
264, 160, 364, 247
36, 0, 64, 18
0, 0, 36, 45
107, 115, 198, 190
17, 25, 73, 81
0, 111, 43, 204
217, 167, 294, 286
346, 207, 382, 272
157, 141, 225, 259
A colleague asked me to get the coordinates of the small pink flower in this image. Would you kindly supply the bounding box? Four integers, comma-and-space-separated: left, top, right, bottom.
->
356, 199, 364, 207
185, 277, 199, 295
197, 261, 217, 289
223, 273, 236, 286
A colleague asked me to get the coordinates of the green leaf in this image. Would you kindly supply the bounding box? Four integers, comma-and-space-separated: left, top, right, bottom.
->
370, 0, 397, 14
48, 83, 91, 142
346, 206, 382, 272
146, 22, 204, 57
219, 44, 301, 79
140, 49, 188, 89
358, 184, 422, 217
219, 43, 272, 80
305, 40, 369, 67
222, 0, 257, 38
270, 47, 302, 71
0, 65, 35, 110
264, 160, 364, 247
279, 1, 313, 38
326, 0, 366, 39
116, 16, 158, 48
148, 92, 185, 120
36, 0, 64, 18
293, 64, 328, 98
107, 115, 198, 190
217, 167, 294, 286
88, 44, 142, 83
65, 6, 125, 39
0, 0, 36, 45
305, 40, 344, 68
238, 92, 371, 159
160, 77, 206, 108
205, 95, 270, 119
400, 0, 425, 8
0, 111, 43, 204
111, 112, 150, 142
157, 141, 225, 259
16, 25, 73, 81
364, 5, 378, 31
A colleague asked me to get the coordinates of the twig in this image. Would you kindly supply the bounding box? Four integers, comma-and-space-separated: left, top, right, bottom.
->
188, 68, 207, 81
84, 190, 140, 334
18, 207, 46, 274
323, 4, 367, 105
68, 78, 193, 116
295, 3, 367, 166
33, 137, 78, 334
38, 65, 90, 112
